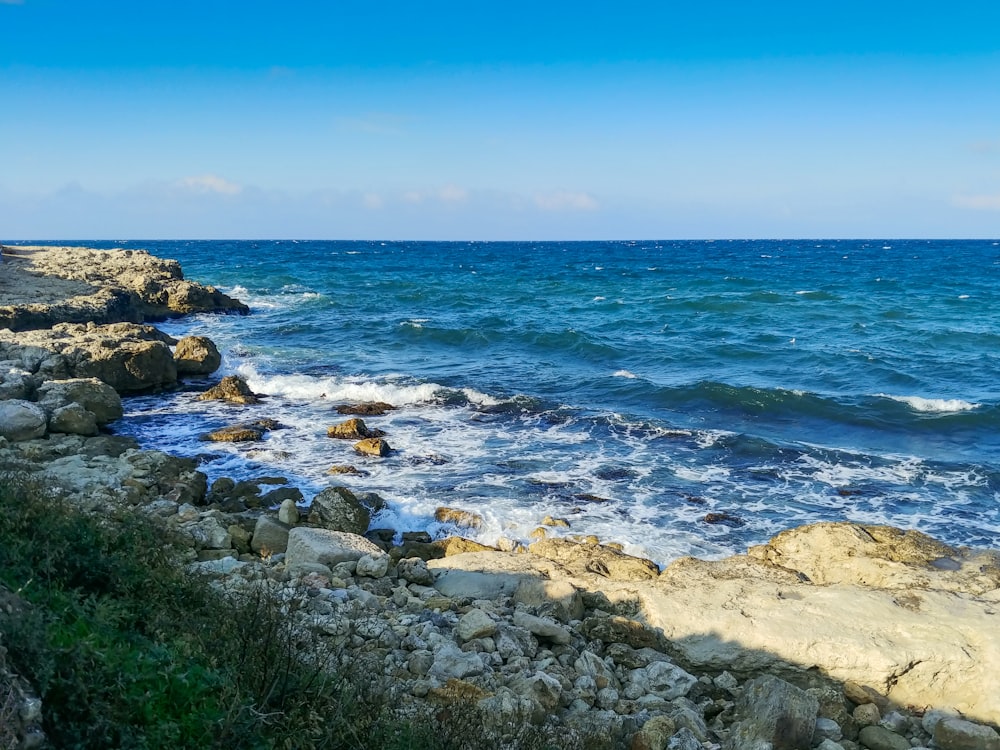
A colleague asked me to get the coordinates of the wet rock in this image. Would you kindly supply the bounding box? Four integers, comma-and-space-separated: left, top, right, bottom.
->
308, 486, 370, 535
434, 506, 485, 529
327, 464, 363, 475
326, 417, 385, 439
173, 335, 221, 376
703, 511, 745, 527
354, 437, 391, 457
541, 515, 570, 528
202, 426, 263, 442
336, 401, 396, 416
196, 375, 260, 405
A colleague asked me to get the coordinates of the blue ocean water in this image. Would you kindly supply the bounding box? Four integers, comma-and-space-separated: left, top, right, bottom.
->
69, 240, 1000, 562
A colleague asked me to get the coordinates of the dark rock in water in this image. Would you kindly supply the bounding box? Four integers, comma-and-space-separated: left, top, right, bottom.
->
196, 375, 260, 405
402, 531, 433, 544
260, 486, 303, 506
308, 486, 370, 535
327, 417, 385, 440
326, 464, 364, 475
336, 401, 396, 416
684, 495, 708, 505
703, 512, 745, 528
574, 493, 611, 504
366, 528, 397, 550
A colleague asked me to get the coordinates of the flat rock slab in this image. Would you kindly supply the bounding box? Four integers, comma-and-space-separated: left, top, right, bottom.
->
285, 527, 384, 569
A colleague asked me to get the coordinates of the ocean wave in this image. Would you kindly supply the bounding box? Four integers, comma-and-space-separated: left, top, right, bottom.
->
235, 364, 444, 405
874, 394, 981, 413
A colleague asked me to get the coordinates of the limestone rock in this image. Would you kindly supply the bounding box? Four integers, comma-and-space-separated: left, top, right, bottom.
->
354, 437, 391, 457
326, 417, 385, 439
725, 675, 818, 750
624, 661, 696, 701
251, 516, 292, 555
434, 506, 485, 529
396, 557, 434, 586
513, 577, 584, 622
0, 400, 47, 441
284, 527, 384, 568
202, 426, 263, 442
355, 552, 389, 578
631, 715, 677, 750
174, 335, 222, 376
308, 486, 370, 535
37, 377, 123, 424
529, 537, 660, 581
277, 498, 300, 525
196, 375, 260, 405
430, 642, 485, 680
456, 608, 497, 642
512, 611, 572, 645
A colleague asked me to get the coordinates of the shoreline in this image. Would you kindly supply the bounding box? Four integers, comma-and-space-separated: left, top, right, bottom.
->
2, 244, 999, 748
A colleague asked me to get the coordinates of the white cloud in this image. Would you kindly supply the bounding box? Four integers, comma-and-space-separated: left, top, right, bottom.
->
362, 192, 384, 209
178, 174, 242, 195
533, 190, 599, 212
953, 193, 1000, 211
438, 185, 468, 204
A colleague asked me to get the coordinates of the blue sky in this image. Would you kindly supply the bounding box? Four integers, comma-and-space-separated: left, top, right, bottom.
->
1, 1, 998, 239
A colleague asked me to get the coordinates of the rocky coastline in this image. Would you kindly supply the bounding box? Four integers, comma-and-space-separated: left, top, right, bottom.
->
1, 244, 998, 750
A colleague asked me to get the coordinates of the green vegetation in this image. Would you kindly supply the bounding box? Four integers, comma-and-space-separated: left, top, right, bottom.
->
0, 473, 418, 749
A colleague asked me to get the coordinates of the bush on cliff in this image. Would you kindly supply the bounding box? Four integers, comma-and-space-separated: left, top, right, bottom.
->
0, 474, 420, 749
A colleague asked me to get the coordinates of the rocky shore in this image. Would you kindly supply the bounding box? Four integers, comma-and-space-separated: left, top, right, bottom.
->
1, 245, 999, 750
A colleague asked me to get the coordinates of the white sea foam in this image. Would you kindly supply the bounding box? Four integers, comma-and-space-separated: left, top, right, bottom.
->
613, 370, 637, 379
593, 296, 606, 301
876, 394, 980, 413
236, 363, 444, 405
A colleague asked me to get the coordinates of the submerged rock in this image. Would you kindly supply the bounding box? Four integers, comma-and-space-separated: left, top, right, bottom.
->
335, 401, 396, 415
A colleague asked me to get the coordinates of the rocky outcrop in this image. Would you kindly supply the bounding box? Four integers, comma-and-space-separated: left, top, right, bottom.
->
0, 245, 248, 331
354, 437, 391, 456
326, 417, 385, 440
0, 322, 178, 393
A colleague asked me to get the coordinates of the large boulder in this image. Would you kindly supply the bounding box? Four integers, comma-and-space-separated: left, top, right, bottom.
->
173, 336, 222, 376
48, 402, 98, 435
724, 675, 818, 750
37, 377, 123, 424
284, 527, 384, 568
308, 486, 371, 535
196, 375, 260, 405
0, 400, 47, 441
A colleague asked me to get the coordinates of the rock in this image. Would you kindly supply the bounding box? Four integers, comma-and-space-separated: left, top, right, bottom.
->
581, 615, 668, 651
725, 675, 818, 750
185, 516, 232, 550
456, 609, 497, 642
396, 557, 434, 586
934, 718, 1000, 750
513, 577, 584, 622
173, 335, 221, 376
528, 537, 660, 580
438, 536, 495, 555
308, 486, 370, 535
326, 418, 385, 439
509, 671, 562, 712
512, 611, 572, 645
0, 400, 47, 441
666, 728, 702, 750
815, 717, 845, 743
36, 377, 123, 423
854, 703, 881, 727
336, 401, 396, 415
541, 515, 570, 528
327, 464, 363, 475
857, 725, 911, 750
250, 516, 292, 555
354, 437, 391, 457
703, 511, 745, 527
430, 642, 485, 680
355, 553, 389, 578
277, 498, 300, 525
631, 715, 677, 750
196, 375, 260, 405
48, 402, 98, 435
624, 661, 696, 701
202, 425, 263, 442
284, 527, 384, 568
434, 506, 485, 529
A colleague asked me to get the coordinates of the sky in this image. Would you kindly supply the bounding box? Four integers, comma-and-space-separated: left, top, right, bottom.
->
1, 0, 999, 240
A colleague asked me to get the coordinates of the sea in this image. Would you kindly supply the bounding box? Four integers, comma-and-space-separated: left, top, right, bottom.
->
36, 239, 1000, 564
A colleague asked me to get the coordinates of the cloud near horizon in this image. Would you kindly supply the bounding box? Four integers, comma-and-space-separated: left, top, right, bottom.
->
952, 193, 1000, 211
533, 190, 600, 212
178, 174, 243, 195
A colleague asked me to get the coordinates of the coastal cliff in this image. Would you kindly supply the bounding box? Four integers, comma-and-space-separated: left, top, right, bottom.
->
1, 245, 998, 750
